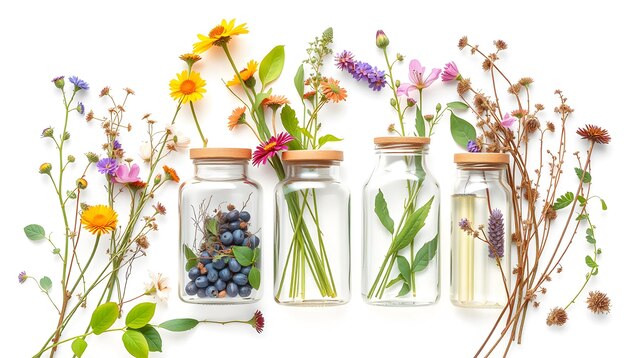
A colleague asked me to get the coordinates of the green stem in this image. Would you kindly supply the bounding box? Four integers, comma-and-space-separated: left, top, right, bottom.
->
564, 215, 597, 310
382, 48, 405, 135
29, 277, 61, 314
189, 101, 207, 147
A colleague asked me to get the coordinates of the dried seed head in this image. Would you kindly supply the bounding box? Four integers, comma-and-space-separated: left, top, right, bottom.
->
508, 83, 522, 95
535, 103, 545, 111
100, 87, 110, 97
482, 58, 493, 71
525, 117, 541, 133
457, 78, 472, 95
544, 206, 557, 221
494, 39, 508, 50
458, 36, 468, 50
587, 291, 611, 314
136, 235, 150, 249
519, 77, 534, 86
546, 307, 568, 326
546, 122, 556, 132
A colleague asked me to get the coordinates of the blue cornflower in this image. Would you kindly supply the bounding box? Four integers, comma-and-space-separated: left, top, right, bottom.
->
69, 76, 89, 91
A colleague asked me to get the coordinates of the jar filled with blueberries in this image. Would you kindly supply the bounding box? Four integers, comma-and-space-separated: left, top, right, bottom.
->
179, 148, 262, 303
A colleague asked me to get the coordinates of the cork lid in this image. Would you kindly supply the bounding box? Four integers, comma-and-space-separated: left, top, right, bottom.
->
454, 153, 510, 164
189, 148, 251, 160
374, 136, 430, 146
282, 150, 343, 162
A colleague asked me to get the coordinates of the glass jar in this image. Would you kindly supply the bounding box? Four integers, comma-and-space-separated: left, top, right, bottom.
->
274, 150, 350, 305
451, 153, 512, 308
179, 148, 262, 304
362, 137, 440, 306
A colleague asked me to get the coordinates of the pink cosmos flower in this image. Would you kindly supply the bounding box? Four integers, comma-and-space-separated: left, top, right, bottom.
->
500, 113, 516, 129
113, 163, 141, 183
252, 132, 293, 167
397, 59, 441, 96
442, 62, 461, 82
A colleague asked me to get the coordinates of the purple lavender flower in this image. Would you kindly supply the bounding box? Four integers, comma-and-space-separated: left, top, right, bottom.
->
337, 51, 388, 92
353, 61, 372, 81
488, 209, 505, 258
467, 140, 481, 153
113, 140, 122, 150
77, 102, 85, 115
18, 271, 28, 284
97, 158, 118, 175
458, 218, 470, 231
335, 51, 355, 72
69, 76, 89, 91
367, 66, 386, 91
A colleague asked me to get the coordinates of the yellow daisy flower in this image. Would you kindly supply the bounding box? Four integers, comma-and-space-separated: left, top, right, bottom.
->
169, 70, 206, 104
81, 205, 118, 236
193, 19, 248, 54
226, 60, 258, 87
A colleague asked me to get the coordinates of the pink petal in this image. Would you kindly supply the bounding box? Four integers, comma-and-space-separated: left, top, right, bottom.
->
408, 59, 425, 85
129, 164, 140, 179
423, 68, 442, 88
396, 83, 415, 97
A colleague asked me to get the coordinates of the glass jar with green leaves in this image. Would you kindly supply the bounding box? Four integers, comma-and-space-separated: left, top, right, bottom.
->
362, 137, 440, 305
179, 148, 262, 303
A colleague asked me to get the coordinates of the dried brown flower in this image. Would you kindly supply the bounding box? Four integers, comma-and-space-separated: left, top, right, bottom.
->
100, 87, 110, 97
540, 287, 547, 294
85, 110, 94, 122
525, 117, 541, 133
544, 206, 557, 221
387, 123, 396, 133
546, 307, 568, 326
482, 58, 493, 71
457, 78, 471, 95
124, 87, 135, 95
535, 103, 545, 111
546, 122, 556, 132
519, 77, 534, 86
576, 124, 611, 144
494, 39, 508, 50
154, 202, 167, 215
458, 36, 468, 50
508, 83, 522, 95
136, 235, 150, 249
533, 302, 540, 308
523, 188, 539, 203
473, 94, 491, 115
586, 291, 611, 314
554, 103, 574, 114
511, 109, 527, 119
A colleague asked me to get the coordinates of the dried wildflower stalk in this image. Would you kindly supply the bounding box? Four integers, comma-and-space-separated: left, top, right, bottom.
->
455, 38, 610, 357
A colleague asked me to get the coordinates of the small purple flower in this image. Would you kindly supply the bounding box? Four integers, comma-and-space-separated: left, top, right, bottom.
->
467, 140, 481, 153
113, 140, 122, 150
97, 158, 118, 175
353, 61, 372, 81
458, 218, 470, 231
18, 271, 28, 284
367, 67, 386, 91
77, 102, 85, 115
500, 113, 516, 129
335, 51, 355, 72
488, 209, 505, 258
69, 76, 89, 91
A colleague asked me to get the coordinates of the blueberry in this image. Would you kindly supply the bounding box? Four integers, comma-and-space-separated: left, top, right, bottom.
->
188, 267, 201, 280
212, 258, 226, 270
206, 286, 218, 298
232, 273, 248, 286
185, 281, 199, 295
228, 259, 242, 273
239, 285, 252, 298
240, 266, 252, 275
214, 279, 226, 291
226, 282, 239, 297
225, 210, 240, 222
249, 235, 260, 248
228, 221, 240, 231
195, 276, 209, 288
204, 262, 214, 271
219, 224, 228, 234
220, 231, 234, 246
232, 230, 245, 245
207, 269, 219, 283
197, 287, 207, 298
240, 211, 251, 222
219, 268, 232, 281
199, 251, 211, 265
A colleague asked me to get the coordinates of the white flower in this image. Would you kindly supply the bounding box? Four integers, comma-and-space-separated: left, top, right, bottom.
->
166, 128, 191, 152
145, 272, 169, 302
139, 142, 153, 162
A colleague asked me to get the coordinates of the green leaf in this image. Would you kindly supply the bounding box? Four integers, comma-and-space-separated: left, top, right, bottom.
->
206, 218, 218, 236
591, 267, 599, 276
90, 302, 119, 335
397, 256, 411, 283
318, 134, 343, 148
576, 195, 586, 206
397, 283, 410, 297
253, 91, 272, 110
294, 64, 305, 99
52, 248, 61, 255
374, 189, 395, 234
585, 255, 598, 268
158, 318, 199, 332
280, 105, 303, 150
71, 338, 87, 358
184, 244, 198, 271
253, 247, 261, 261
40, 276, 52, 291
576, 213, 589, 221
586, 228, 595, 244
122, 330, 149, 358
232, 246, 254, 266
449, 112, 477, 148
125, 302, 156, 329
412, 235, 439, 273
385, 274, 406, 289
415, 106, 426, 137
259, 45, 285, 87
248, 267, 261, 290
300, 127, 314, 140
447, 101, 469, 110
136, 325, 162, 352
553, 192, 574, 210
574, 168, 592, 183
24, 224, 46, 241
391, 196, 434, 252
600, 199, 608, 210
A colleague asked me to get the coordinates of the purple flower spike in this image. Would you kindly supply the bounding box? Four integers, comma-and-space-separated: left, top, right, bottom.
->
467, 140, 481, 153
488, 209, 505, 258
335, 51, 355, 72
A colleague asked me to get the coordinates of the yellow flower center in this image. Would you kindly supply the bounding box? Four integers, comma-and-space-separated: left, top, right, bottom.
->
209, 25, 225, 38
180, 80, 196, 95
263, 141, 278, 151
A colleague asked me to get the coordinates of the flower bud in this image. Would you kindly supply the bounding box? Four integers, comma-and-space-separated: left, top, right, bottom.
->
76, 178, 88, 189
436, 103, 442, 112
424, 114, 434, 122
395, 80, 401, 87
63, 132, 70, 140
396, 53, 404, 61
375, 30, 389, 49
41, 127, 54, 138
85, 152, 100, 163
77, 102, 85, 115
39, 163, 52, 174
52, 76, 65, 89
154, 174, 162, 185
67, 155, 75, 163
390, 98, 397, 107
407, 98, 416, 107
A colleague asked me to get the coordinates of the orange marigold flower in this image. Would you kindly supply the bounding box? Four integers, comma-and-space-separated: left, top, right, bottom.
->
262, 95, 289, 110
320, 78, 347, 103
228, 107, 246, 130
180, 53, 202, 68
226, 60, 258, 87
303, 91, 316, 101
576, 124, 611, 144
193, 19, 248, 53
81, 205, 118, 236
163, 165, 180, 183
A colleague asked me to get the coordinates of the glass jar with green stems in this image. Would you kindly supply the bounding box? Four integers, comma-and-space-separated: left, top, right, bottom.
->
274, 150, 351, 305
179, 148, 262, 303
362, 137, 440, 305
451, 153, 512, 308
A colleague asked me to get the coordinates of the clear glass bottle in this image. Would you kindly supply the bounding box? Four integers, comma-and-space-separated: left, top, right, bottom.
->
362, 137, 440, 306
451, 153, 512, 308
274, 150, 350, 305
179, 148, 262, 304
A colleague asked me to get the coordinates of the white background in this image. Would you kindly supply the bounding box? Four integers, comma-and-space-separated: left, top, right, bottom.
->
1, 0, 623, 357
